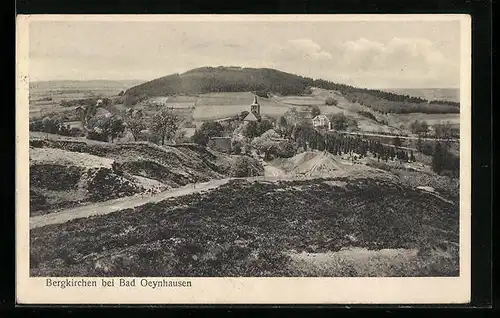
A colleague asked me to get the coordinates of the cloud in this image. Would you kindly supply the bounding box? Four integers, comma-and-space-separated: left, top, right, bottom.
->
341, 37, 450, 73
278, 39, 333, 60
334, 37, 458, 88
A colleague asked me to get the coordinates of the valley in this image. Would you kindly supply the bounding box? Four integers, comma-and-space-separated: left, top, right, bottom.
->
28, 66, 461, 278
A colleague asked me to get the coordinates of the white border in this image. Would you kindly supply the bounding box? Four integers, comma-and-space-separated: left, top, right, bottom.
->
16, 14, 471, 304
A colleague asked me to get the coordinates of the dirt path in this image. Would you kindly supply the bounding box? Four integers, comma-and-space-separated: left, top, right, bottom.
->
263, 164, 287, 177
30, 179, 230, 229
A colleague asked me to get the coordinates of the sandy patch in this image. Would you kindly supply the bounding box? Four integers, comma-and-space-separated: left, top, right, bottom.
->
30, 147, 114, 168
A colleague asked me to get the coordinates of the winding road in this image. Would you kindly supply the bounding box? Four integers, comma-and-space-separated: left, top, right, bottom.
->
30, 179, 230, 230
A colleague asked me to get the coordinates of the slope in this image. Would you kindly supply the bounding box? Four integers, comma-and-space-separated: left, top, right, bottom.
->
30, 177, 459, 277
123, 66, 459, 114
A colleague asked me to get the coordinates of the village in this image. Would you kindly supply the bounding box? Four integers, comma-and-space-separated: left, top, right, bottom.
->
40, 92, 455, 171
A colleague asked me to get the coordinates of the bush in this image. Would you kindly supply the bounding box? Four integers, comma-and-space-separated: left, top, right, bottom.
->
358, 111, 376, 121
69, 127, 84, 137
86, 130, 109, 142
311, 105, 321, 117
325, 96, 338, 106
191, 130, 209, 146
276, 140, 296, 158
255, 90, 269, 98
29, 114, 73, 136
229, 156, 263, 177
419, 141, 435, 156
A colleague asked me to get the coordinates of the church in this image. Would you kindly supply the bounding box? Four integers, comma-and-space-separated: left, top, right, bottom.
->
243, 95, 261, 122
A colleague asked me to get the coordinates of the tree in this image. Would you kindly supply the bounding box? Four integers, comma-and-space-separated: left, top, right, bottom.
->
393, 136, 402, 148
278, 116, 287, 128
284, 108, 300, 127
86, 115, 126, 142
191, 130, 209, 146
434, 122, 453, 140
150, 107, 180, 145
191, 121, 224, 146
257, 119, 274, 136
432, 142, 445, 174
310, 105, 321, 118
410, 120, 429, 137
330, 113, 348, 131
107, 116, 126, 142
199, 121, 224, 138
243, 121, 260, 138
124, 115, 146, 141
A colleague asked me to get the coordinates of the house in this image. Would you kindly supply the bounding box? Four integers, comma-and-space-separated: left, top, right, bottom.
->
207, 136, 232, 153
312, 114, 330, 128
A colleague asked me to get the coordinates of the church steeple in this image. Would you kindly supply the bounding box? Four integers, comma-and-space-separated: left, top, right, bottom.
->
252, 95, 258, 105
250, 95, 260, 115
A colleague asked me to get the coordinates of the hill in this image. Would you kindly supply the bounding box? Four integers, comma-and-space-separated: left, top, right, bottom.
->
29, 132, 263, 214
124, 66, 312, 102
123, 66, 459, 114
30, 176, 459, 277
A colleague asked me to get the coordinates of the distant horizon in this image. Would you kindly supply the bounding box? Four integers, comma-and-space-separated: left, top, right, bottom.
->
29, 65, 460, 91
29, 79, 460, 91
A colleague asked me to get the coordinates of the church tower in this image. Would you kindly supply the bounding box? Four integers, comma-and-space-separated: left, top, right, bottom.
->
250, 95, 260, 115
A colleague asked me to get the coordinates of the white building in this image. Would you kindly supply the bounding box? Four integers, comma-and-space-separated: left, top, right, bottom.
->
312, 114, 330, 128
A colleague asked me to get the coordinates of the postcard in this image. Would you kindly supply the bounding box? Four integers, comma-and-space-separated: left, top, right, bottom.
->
16, 14, 471, 304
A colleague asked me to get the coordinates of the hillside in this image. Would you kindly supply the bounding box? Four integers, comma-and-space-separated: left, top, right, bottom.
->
30, 176, 459, 277
124, 66, 312, 101
124, 66, 459, 114
29, 132, 262, 214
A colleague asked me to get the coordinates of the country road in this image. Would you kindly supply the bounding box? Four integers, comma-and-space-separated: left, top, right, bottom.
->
30, 179, 230, 229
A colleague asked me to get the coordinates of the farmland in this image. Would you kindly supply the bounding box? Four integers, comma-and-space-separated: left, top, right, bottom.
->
29, 80, 141, 119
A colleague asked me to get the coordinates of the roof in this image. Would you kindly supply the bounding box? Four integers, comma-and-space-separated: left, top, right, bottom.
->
243, 112, 259, 121
313, 114, 330, 121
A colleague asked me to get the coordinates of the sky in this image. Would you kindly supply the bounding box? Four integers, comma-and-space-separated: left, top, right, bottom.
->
28, 17, 462, 89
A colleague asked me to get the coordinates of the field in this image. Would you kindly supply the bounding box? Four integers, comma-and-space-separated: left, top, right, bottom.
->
29, 80, 141, 119
387, 88, 460, 104
29, 81, 460, 140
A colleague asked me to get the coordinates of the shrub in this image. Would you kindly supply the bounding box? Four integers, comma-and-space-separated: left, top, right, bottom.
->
419, 141, 435, 156
325, 96, 338, 106
229, 156, 263, 177
358, 111, 376, 121
310, 105, 321, 118
69, 127, 84, 137
277, 140, 296, 158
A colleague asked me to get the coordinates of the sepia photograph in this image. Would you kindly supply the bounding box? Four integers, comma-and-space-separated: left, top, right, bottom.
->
16, 14, 471, 304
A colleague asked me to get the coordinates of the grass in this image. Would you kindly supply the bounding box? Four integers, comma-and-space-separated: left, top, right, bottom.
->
30, 177, 459, 277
